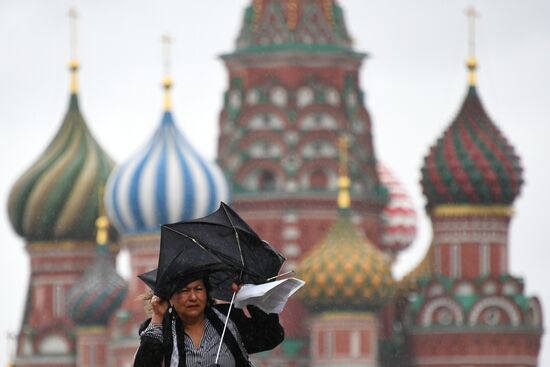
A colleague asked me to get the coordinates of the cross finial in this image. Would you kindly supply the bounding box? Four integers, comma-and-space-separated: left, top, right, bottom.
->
68, 8, 80, 93
161, 33, 173, 111
465, 6, 479, 86
162, 33, 172, 79
465, 6, 478, 59
68, 8, 78, 61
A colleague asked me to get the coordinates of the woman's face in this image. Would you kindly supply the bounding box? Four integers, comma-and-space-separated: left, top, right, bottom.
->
170, 279, 207, 322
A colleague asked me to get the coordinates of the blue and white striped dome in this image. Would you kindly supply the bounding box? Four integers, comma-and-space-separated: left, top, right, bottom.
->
105, 111, 230, 234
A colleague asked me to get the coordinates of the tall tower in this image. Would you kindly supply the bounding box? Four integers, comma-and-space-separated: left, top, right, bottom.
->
405, 8, 543, 366
217, 0, 388, 340
7, 9, 116, 367
104, 35, 230, 365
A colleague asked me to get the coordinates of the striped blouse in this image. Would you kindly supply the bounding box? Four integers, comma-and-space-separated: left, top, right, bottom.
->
141, 308, 248, 367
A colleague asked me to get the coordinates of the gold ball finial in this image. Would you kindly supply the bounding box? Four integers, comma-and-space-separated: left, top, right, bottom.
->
161, 34, 173, 110
337, 135, 351, 211
95, 187, 109, 245
95, 216, 109, 245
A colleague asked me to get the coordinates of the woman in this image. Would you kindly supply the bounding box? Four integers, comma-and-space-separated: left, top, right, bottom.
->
133, 274, 284, 367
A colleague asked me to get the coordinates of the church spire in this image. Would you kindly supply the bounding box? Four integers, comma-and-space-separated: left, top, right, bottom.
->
96, 187, 109, 247
161, 34, 173, 111
68, 8, 79, 94
465, 6, 479, 87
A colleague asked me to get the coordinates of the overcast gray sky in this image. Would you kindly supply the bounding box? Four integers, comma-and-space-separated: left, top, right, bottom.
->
1, 0, 549, 365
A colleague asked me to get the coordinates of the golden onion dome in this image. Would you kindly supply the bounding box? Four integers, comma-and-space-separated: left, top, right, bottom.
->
297, 214, 395, 312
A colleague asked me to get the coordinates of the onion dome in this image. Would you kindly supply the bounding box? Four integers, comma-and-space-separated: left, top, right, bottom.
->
234, 0, 358, 54
397, 244, 433, 295
105, 73, 230, 234
297, 137, 395, 311
67, 216, 127, 326
377, 162, 417, 253
7, 59, 115, 242
421, 58, 523, 209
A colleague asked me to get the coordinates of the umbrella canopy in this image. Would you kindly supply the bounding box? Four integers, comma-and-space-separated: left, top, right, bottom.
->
140, 202, 285, 300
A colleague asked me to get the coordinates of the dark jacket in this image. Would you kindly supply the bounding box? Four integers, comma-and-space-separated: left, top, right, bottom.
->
134, 304, 284, 367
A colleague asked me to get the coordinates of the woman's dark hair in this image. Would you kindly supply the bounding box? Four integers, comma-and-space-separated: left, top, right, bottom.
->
202, 276, 214, 306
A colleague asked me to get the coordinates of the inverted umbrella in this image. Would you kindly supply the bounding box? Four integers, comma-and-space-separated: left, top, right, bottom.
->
147, 224, 232, 299
140, 202, 286, 300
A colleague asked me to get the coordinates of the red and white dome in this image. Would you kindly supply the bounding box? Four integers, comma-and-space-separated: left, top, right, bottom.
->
377, 162, 417, 253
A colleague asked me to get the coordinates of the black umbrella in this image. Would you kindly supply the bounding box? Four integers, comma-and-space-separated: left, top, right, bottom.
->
139, 202, 286, 300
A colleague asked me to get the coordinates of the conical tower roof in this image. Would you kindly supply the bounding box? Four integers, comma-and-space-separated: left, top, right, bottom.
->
7, 60, 115, 242
67, 216, 127, 326
105, 68, 230, 234
234, 0, 359, 55
421, 82, 523, 209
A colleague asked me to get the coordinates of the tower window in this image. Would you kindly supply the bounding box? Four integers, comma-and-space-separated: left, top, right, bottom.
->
259, 170, 276, 191
310, 170, 328, 190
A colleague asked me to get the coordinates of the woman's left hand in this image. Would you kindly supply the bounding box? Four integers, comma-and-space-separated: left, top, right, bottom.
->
231, 282, 242, 293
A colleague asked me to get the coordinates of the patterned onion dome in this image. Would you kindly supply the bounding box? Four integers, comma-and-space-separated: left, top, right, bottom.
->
421, 85, 523, 209
7, 63, 115, 242
67, 217, 127, 326
105, 108, 230, 234
234, 0, 355, 53
297, 214, 395, 312
377, 162, 417, 253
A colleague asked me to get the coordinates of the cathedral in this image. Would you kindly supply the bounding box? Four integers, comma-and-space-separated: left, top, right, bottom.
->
6, 1, 543, 366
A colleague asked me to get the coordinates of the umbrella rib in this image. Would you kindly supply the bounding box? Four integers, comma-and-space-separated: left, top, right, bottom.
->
221, 205, 245, 270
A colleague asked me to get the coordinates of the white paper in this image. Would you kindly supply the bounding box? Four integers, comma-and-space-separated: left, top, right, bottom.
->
234, 277, 305, 314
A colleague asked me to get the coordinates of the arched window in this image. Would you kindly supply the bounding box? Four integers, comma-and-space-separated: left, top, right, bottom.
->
301, 140, 337, 158
249, 140, 282, 158
259, 170, 276, 191
248, 113, 285, 130
299, 112, 338, 130
310, 169, 328, 190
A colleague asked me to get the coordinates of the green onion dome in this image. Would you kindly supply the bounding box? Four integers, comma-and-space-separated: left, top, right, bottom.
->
7, 62, 115, 242
421, 85, 523, 209
297, 214, 395, 312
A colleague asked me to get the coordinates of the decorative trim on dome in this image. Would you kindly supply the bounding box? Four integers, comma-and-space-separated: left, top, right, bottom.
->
76, 326, 109, 333
106, 111, 230, 234
26, 240, 97, 252
432, 204, 513, 218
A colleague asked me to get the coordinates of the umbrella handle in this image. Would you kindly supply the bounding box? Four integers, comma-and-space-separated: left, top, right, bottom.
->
214, 290, 237, 365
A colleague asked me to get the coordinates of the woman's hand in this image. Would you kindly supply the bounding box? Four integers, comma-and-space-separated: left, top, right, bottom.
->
231, 282, 243, 293
150, 295, 169, 324
231, 282, 251, 317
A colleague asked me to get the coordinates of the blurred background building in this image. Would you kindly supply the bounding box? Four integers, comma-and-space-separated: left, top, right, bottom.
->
4, 1, 544, 366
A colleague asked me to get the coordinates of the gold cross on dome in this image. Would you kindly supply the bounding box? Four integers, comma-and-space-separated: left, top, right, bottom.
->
161, 33, 172, 78
68, 8, 78, 61
465, 6, 479, 59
